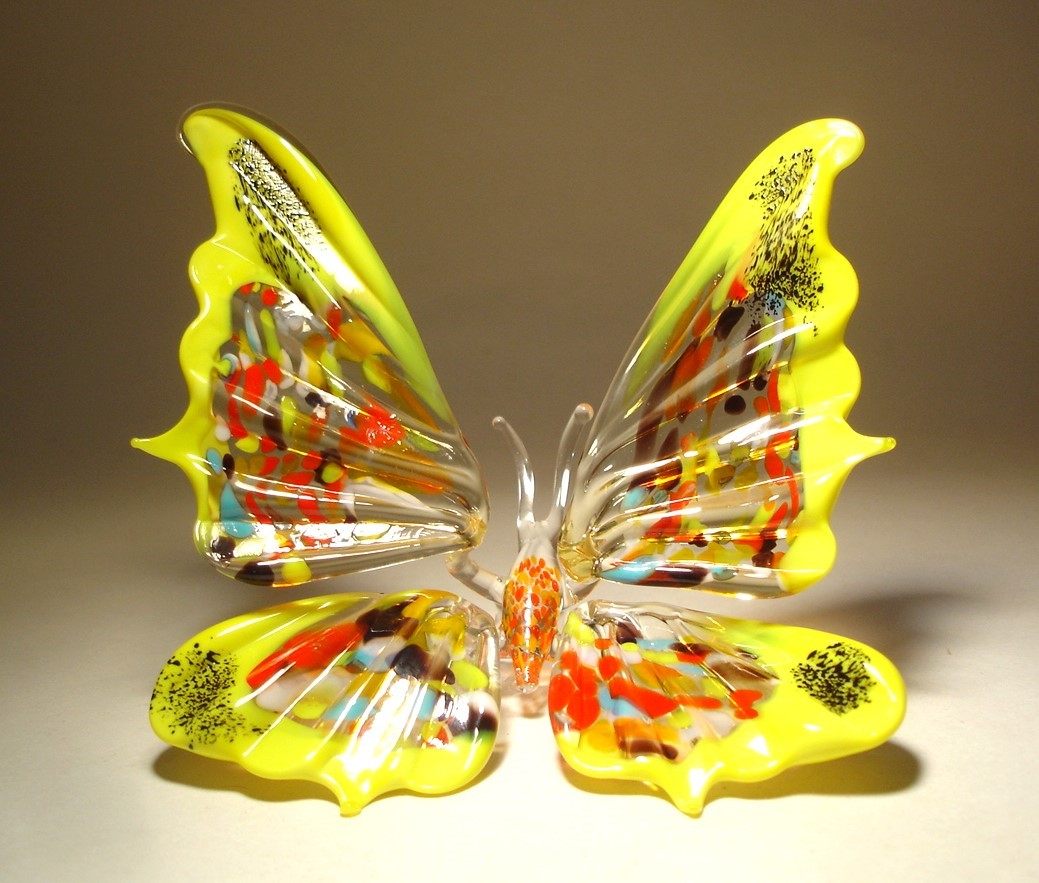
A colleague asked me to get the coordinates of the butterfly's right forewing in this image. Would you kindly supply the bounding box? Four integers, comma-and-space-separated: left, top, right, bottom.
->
561, 120, 892, 598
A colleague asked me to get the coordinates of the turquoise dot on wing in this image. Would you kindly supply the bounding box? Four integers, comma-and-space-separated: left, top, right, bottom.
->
244, 308, 263, 353
325, 693, 367, 722
612, 697, 643, 720
417, 689, 438, 720
602, 558, 658, 584
639, 638, 673, 651
622, 487, 649, 509
352, 645, 380, 670
219, 484, 253, 538
352, 637, 406, 672
205, 448, 223, 474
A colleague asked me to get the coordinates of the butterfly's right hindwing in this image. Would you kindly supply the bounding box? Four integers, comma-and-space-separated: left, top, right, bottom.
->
134, 107, 487, 585
549, 600, 904, 814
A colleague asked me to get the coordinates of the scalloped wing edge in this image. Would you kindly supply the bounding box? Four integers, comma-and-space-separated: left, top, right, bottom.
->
759, 122, 894, 592
133, 106, 486, 569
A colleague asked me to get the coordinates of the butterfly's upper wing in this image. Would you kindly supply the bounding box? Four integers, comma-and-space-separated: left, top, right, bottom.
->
134, 107, 488, 585
560, 120, 891, 598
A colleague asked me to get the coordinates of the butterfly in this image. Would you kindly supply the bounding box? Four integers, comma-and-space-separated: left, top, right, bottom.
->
134, 106, 905, 816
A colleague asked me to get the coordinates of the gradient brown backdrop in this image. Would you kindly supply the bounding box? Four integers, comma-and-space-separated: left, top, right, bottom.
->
3, 2, 1036, 506
3, 4, 1038, 876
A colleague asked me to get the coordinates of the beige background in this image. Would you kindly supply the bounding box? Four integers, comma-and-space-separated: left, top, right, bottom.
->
3, 3, 1037, 880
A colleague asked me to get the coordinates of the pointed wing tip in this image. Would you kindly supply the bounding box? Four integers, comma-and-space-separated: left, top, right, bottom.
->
777, 119, 864, 171
816, 117, 864, 140
131, 434, 160, 457
860, 433, 896, 460
178, 103, 257, 150
130, 428, 184, 464
178, 104, 297, 166
178, 104, 234, 157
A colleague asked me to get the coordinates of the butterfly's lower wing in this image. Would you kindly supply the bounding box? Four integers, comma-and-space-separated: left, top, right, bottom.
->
549, 599, 904, 814
561, 120, 891, 598
134, 107, 487, 585
150, 590, 500, 814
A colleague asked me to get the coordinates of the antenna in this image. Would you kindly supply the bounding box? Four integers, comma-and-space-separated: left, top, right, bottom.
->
546, 403, 593, 533
492, 415, 536, 541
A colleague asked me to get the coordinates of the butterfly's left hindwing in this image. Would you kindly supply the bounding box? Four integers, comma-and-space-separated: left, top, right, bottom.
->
134, 107, 488, 585
561, 120, 892, 598
549, 600, 904, 814
150, 591, 500, 815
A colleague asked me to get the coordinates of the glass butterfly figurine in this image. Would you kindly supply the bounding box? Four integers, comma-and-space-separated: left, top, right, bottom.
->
134, 106, 905, 816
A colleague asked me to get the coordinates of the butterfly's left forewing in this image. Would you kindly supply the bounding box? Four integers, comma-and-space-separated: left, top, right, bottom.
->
150, 590, 500, 814
138, 108, 501, 811
135, 107, 488, 586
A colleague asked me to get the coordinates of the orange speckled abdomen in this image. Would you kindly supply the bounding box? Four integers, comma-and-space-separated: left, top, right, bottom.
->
501, 555, 562, 691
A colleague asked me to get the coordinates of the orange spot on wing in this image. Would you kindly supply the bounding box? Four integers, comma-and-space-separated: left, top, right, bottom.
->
678, 695, 724, 709
730, 689, 764, 719
766, 369, 782, 412
608, 677, 679, 719
326, 303, 343, 336
598, 656, 621, 680
247, 622, 363, 688
297, 488, 326, 522
262, 357, 283, 384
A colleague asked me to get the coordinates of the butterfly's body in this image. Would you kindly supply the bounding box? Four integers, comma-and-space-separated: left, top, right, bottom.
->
500, 532, 566, 691
450, 405, 597, 692
136, 106, 905, 815
447, 504, 573, 693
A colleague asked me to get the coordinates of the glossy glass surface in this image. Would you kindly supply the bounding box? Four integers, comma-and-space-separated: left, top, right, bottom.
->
138, 107, 904, 815
550, 600, 903, 814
